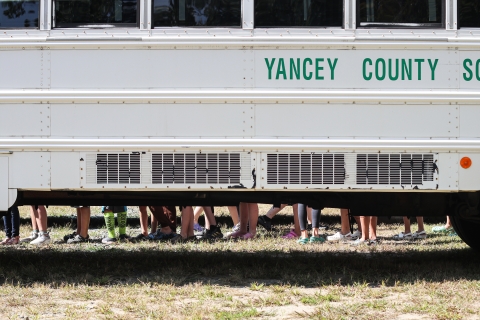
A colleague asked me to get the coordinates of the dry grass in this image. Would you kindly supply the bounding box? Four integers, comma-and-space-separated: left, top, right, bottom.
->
1, 205, 479, 319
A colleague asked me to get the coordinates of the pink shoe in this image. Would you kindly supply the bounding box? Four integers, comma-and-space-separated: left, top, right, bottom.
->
282, 229, 299, 239
0, 237, 11, 245
240, 233, 255, 240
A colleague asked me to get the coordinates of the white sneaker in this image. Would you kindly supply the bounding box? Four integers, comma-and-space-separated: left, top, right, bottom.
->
351, 230, 362, 241
412, 230, 427, 239
30, 233, 51, 246
327, 231, 352, 241
393, 232, 413, 240
20, 231, 38, 243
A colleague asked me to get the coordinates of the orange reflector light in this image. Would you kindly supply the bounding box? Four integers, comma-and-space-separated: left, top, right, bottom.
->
460, 157, 472, 169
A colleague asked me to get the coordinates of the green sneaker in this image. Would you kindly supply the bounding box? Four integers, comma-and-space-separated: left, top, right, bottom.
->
432, 226, 453, 233
296, 237, 309, 245
309, 236, 325, 243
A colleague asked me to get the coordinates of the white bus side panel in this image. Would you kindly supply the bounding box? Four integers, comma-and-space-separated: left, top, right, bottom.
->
459, 154, 480, 190
460, 105, 480, 138
0, 157, 8, 211
255, 104, 458, 138
50, 104, 255, 138
50, 50, 253, 89
0, 104, 50, 137
9, 152, 50, 189
51, 152, 80, 189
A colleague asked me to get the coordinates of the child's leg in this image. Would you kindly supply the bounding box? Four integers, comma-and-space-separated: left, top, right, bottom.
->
180, 206, 194, 239
79, 207, 90, 238
29, 206, 38, 232
117, 211, 127, 236
369, 217, 378, 240
75, 208, 82, 235
239, 202, 249, 234
360, 216, 370, 241
3, 211, 12, 238
293, 204, 300, 235
445, 216, 452, 229
354, 216, 362, 233
416, 216, 425, 232
139, 206, 149, 236
203, 206, 216, 230
311, 207, 321, 237
307, 207, 312, 225
104, 210, 116, 239
298, 203, 308, 239
340, 209, 350, 235
33, 206, 48, 233
194, 206, 204, 225
151, 214, 158, 233
247, 203, 258, 235
403, 216, 412, 234
265, 204, 286, 219
228, 206, 239, 225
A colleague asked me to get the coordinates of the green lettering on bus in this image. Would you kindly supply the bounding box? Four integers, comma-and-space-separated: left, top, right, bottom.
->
315, 58, 324, 80
476, 60, 480, 81
290, 58, 301, 80
363, 58, 372, 81
402, 59, 412, 80
327, 58, 338, 80
276, 58, 286, 80
388, 59, 399, 81
463, 59, 473, 81
375, 58, 386, 80
265, 58, 276, 80
428, 59, 438, 80
303, 58, 313, 80
415, 59, 425, 80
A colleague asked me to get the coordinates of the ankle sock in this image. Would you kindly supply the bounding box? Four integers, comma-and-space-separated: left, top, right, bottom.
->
104, 212, 116, 238
118, 211, 127, 235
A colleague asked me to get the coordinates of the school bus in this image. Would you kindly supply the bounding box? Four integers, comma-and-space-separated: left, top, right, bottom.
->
1, 0, 480, 248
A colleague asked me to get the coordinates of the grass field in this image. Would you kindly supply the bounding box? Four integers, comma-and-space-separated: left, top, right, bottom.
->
0, 205, 479, 319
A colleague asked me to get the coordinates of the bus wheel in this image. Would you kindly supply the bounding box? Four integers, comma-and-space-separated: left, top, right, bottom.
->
450, 215, 480, 251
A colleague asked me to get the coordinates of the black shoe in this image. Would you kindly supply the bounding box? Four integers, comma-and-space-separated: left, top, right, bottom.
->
63, 232, 77, 242
257, 215, 272, 231
119, 234, 132, 242
67, 234, 89, 244
202, 226, 224, 240
133, 233, 149, 242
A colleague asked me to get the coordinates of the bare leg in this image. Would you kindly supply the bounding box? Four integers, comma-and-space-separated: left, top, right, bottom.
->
369, 217, 377, 240
139, 206, 149, 236
340, 209, 350, 235
248, 203, 258, 235
180, 206, 194, 239
193, 206, 204, 224
32, 205, 48, 232
151, 214, 158, 233
416, 216, 424, 232
79, 207, 90, 238
239, 202, 249, 235
76, 208, 82, 235
360, 216, 370, 241
403, 216, 412, 234
228, 206, 239, 225
265, 204, 286, 219
293, 204, 300, 235
29, 206, 38, 231
445, 216, 452, 229
354, 216, 362, 233
307, 207, 312, 225
203, 206, 216, 230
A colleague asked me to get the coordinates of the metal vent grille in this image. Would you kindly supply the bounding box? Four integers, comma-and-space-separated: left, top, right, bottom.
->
96, 153, 140, 184
151, 153, 241, 184
356, 154, 434, 185
267, 153, 345, 185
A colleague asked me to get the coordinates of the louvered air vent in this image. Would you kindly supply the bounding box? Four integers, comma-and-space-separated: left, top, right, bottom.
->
152, 153, 241, 184
267, 153, 345, 185
356, 154, 434, 185
96, 153, 140, 184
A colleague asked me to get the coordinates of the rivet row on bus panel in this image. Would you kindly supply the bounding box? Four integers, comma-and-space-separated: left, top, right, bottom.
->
0, 0, 479, 35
